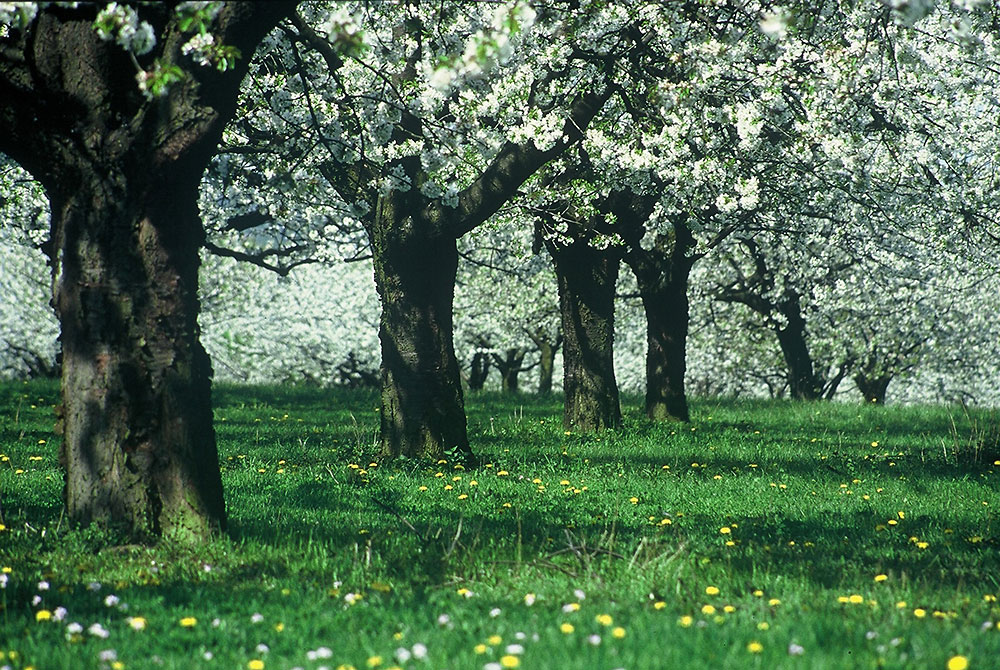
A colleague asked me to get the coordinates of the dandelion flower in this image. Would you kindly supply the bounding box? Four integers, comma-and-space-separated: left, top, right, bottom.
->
705, 586, 720, 596
747, 641, 763, 653
701, 605, 716, 615
874, 574, 888, 582
179, 616, 197, 627
678, 615, 693, 627
719, 527, 732, 535
913, 608, 927, 618
127, 617, 147, 630
611, 627, 625, 639
487, 635, 502, 645
947, 656, 969, 670
595, 614, 613, 626
35, 609, 53, 622
500, 655, 520, 668
248, 661, 265, 670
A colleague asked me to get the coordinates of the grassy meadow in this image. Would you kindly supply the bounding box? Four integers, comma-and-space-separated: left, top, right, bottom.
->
1, 379, 998, 669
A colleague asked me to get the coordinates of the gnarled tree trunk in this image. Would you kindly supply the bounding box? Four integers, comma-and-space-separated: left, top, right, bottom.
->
368, 201, 470, 460
0, 2, 293, 543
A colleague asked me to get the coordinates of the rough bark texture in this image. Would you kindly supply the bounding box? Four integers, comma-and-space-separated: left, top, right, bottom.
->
368, 197, 470, 460
548, 240, 622, 431
0, 3, 293, 543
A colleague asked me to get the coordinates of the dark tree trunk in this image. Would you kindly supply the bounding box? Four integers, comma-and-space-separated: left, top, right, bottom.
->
623, 212, 698, 423
493, 348, 528, 394
52, 168, 224, 543
467, 351, 490, 392
855, 373, 892, 404
368, 203, 470, 460
0, 2, 293, 543
534, 335, 560, 395
638, 280, 691, 422
548, 240, 621, 431
775, 293, 822, 401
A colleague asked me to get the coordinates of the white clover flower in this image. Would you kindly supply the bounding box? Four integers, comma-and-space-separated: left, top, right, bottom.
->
411, 643, 428, 659
88, 622, 110, 639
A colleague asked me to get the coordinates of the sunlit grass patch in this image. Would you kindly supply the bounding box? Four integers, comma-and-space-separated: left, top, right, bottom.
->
1, 381, 998, 669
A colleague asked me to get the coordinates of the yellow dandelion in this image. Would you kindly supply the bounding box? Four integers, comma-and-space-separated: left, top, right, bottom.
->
611, 627, 626, 639
179, 616, 197, 628
701, 605, 716, 615
678, 615, 694, 627
560, 622, 574, 634
35, 609, 53, 622
913, 608, 927, 618
595, 614, 613, 626
947, 656, 969, 670
127, 617, 147, 630
474, 644, 487, 655
848, 594, 864, 605
757, 622, 770, 631
874, 574, 888, 582
720, 526, 732, 535
653, 601, 667, 610
487, 635, 502, 645
705, 586, 720, 596
366, 656, 382, 668
499, 655, 520, 668
768, 598, 781, 606
248, 661, 265, 670
747, 641, 763, 654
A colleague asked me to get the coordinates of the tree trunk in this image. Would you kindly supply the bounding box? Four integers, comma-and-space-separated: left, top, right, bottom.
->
51, 169, 225, 543
855, 373, 892, 404
368, 206, 470, 460
775, 293, 822, 401
536, 337, 559, 395
494, 348, 527, 394
467, 351, 490, 392
0, 2, 292, 543
548, 241, 621, 431
639, 279, 691, 422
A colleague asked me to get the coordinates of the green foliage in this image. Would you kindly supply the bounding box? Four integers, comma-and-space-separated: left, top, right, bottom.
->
1, 382, 998, 669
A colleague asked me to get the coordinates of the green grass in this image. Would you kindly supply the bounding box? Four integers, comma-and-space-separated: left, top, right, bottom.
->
1, 380, 998, 670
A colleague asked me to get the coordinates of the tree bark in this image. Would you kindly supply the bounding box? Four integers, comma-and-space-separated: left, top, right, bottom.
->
774, 292, 822, 401
622, 209, 698, 423
467, 351, 490, 392
532, 334, 561, 395
548, 240, 622, 431
638, 279, 692, 422
493, 348, 529, 394
0, 2, 293, 543
854, 372, 892, 404
368, 197, 470, 460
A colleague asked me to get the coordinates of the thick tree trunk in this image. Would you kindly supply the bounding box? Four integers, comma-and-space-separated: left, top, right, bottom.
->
369, 212, 470, 460
0, 2, 292, 543
855, 373, 892, 404
549, 241, 622, 431
775, 294, 822, 401
639, 280, 691, 422
51, 171, 225, 542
